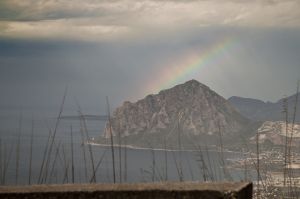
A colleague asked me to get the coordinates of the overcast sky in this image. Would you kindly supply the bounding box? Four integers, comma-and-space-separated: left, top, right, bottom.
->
0, 0, 300, 113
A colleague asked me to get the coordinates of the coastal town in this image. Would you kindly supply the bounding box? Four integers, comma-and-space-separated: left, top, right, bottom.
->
228, 144, 300, 197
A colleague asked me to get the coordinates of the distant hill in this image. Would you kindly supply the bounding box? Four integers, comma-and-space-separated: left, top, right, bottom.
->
228, 93, 300, 122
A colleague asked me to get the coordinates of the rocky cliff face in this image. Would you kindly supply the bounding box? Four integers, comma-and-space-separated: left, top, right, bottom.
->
251, 121, 300, 145
104, 80, 249, 138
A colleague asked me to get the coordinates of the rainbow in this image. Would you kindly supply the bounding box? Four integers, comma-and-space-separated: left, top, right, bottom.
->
145, 37, 235, 94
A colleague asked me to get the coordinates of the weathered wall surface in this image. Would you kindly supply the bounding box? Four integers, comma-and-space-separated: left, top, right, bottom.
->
0, 182, 252, 199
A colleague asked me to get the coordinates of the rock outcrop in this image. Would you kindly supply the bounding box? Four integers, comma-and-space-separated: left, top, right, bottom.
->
251, 121, 300, 145
104, 80, 249, 138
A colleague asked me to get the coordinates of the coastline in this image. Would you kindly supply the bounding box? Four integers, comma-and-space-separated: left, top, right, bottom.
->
86, 141, 244, 154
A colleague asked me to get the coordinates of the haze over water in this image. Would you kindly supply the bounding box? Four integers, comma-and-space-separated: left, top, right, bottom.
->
0, 108, 250, 185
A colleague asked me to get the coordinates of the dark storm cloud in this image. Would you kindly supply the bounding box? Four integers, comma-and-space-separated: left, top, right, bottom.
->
0, 1, 104, 21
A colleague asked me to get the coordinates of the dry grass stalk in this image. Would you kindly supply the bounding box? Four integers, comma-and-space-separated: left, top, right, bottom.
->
2, 142, 13, 185
37, 129, 52, 184
28, 117, 34, 185
194, 144, 211, 181
49, 142, 61, 183
70, 125, 75, 183
76, 102, 97, 183
256, 130, 260, 199
151, 145, 156, 182
106, 96, 116, 183
79, 119, 88, 182
164, 136, 168, 181
287, 81, 299, 198
62, 144, 69, 184
118, 127, 122, 183
204, 144, 215, 181
282, 97, 288, 190
90, 150, 107, 183
123, 136, 127, 182
0, 138, 2, 184
217, 122, 232, 181
15, 111, 22, 185
81, 114, 96, 183
42, 88, 67, 183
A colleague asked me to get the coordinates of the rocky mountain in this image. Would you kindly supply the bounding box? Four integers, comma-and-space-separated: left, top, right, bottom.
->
228, 93, 300, 122
103, 80, 250, 142
250, 121, 300, 146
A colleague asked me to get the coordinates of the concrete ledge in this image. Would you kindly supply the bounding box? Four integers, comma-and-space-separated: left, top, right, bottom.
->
0, 182, 252, 199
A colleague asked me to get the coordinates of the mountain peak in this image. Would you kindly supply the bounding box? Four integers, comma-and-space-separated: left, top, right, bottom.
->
181, 79, 207, 88
184, 79, 200, 85
158, 79, 209, 96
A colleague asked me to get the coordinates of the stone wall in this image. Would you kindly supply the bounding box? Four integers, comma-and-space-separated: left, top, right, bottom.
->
0, 182, 252, 199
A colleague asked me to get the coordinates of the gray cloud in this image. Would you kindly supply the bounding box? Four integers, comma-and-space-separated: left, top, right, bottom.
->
0, 0, 300, 41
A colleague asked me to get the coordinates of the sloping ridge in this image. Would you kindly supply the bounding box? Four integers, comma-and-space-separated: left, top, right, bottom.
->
228, 93, 300, 122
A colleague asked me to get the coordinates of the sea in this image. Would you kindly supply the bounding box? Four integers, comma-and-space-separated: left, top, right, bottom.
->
0, 108, 256, 186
